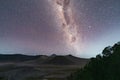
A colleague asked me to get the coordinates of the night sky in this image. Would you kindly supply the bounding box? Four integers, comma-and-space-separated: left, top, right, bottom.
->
0, 0, 120, 58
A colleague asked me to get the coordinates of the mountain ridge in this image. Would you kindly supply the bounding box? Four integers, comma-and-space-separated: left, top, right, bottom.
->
0, 54, 89, 65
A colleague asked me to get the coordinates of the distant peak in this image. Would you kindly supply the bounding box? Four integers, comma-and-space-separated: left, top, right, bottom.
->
67, 54, 73, 56
50, 54, 57, 57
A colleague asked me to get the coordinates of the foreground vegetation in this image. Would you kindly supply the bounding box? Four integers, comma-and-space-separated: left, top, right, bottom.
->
68, 42, 120, 80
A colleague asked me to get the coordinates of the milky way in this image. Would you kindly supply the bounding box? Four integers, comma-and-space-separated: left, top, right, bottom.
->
48, 0, 81, 55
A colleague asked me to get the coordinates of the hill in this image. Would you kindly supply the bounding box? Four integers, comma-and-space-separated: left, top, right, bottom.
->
0, 54, 40, 62
43, 55, 75, 65
25, 54, 89, 65
0, 54, 89, 80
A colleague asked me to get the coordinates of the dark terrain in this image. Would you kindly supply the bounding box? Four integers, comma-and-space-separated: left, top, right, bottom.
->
0, 54, 89, 80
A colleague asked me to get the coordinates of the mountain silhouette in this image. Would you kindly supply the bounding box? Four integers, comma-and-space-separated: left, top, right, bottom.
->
0, 54, 89, 65
29, 54, 89, 65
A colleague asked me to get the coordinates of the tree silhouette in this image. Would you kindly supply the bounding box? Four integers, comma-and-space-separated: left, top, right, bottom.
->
68, 41, 120, 80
